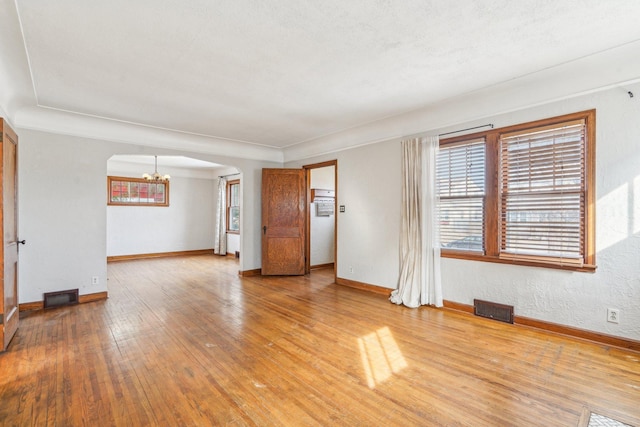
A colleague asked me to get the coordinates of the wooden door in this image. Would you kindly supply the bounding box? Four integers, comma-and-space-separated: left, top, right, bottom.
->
1, 119, 19, 352
261, 169, 306, 275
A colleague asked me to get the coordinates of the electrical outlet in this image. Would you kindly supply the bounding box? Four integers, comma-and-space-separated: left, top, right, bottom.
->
607, 308, 620, 324
349, 266, 354, 274
92, 276, 99, 285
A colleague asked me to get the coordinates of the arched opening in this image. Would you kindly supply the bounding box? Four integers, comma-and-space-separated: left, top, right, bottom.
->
106, 155, 241, 260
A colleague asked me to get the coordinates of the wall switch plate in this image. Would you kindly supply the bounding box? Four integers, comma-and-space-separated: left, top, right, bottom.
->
607, 308, 620, 324
339, 205, 345, 212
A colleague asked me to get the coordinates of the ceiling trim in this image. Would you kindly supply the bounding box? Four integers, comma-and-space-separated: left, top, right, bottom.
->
284, 40, 640, 162
14, 105, 284, 163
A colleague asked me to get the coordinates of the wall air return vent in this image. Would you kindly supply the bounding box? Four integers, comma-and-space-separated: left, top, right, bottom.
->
474, 299, 514, 324
44, 289, 79, 309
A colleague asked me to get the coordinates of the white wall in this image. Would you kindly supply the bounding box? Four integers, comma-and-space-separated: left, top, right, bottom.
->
310, 166, 335, 266
106, 176, 216, 256
19, 132, 112, 303
287, 82, 640, 341
18, 129, 279, 303
287, 141, 402, 290
227, 233, 240, 256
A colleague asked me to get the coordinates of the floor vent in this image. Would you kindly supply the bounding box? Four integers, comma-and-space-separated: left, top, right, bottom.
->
474, 299, 514, 324
44, 289, 79, 309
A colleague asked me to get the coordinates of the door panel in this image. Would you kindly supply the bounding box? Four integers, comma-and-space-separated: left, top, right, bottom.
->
261, 169, 306, 275
1, 119, 19, 352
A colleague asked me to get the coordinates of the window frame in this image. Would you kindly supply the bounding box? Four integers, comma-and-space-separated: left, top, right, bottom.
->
438, 110, 596, 272
107, 176, 170, 207
226, 179, 240, 234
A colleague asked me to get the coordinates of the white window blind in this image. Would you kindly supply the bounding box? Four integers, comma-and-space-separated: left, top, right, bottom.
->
437, 138, 485, 252
499, 120, 586, 262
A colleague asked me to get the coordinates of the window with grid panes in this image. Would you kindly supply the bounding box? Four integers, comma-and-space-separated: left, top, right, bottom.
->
227, 180, 240, 233
436, 110, 595, 271
107, 176, 169, 207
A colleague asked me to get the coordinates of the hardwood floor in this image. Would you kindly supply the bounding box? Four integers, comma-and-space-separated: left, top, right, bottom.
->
1, 255, 639, 426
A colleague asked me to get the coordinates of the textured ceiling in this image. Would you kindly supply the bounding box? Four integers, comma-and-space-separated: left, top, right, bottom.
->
9, 0, 640, 149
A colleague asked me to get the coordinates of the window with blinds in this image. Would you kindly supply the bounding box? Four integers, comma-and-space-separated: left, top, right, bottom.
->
437, 110, 595, 271
437, 138, 485, 252
499, 120, 586, 263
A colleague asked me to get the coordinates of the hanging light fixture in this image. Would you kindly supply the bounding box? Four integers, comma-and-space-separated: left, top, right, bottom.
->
142, 156, 170, 181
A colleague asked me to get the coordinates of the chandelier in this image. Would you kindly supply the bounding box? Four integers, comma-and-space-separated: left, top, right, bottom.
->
142, 156, 170, 182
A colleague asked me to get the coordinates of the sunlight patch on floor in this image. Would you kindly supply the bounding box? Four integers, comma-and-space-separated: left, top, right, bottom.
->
358, 326, 408, 388
589, 413, 633, 427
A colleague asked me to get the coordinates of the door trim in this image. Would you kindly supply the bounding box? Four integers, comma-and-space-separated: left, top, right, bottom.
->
303, 160, 337, 281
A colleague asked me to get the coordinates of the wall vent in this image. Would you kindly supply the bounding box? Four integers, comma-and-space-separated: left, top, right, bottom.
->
44, 289, 79, 309
474, 299, 514, 324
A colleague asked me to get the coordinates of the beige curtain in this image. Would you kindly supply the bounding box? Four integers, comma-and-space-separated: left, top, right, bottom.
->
390, 136, 442, 308
214, 177, 227, 256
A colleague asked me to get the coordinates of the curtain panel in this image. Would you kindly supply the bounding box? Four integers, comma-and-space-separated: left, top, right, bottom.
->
214, 177, 227, 256
390, 136, 442, 308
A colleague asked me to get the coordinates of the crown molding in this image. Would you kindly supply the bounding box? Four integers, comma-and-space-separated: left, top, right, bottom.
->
14, 106, 284, 163
283, 40, 640, 162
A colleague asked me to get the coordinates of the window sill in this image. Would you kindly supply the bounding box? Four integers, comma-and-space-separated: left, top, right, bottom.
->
226, 230, 240, 235
441, 251, 597, 273
108, 202, 170, 207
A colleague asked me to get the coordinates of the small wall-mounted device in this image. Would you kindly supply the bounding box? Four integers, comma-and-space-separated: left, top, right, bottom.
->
339, 205, 345, 213
316, 201, 334, 216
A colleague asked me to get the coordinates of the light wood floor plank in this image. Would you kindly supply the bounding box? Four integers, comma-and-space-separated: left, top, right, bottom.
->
1, 254, 639, 426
